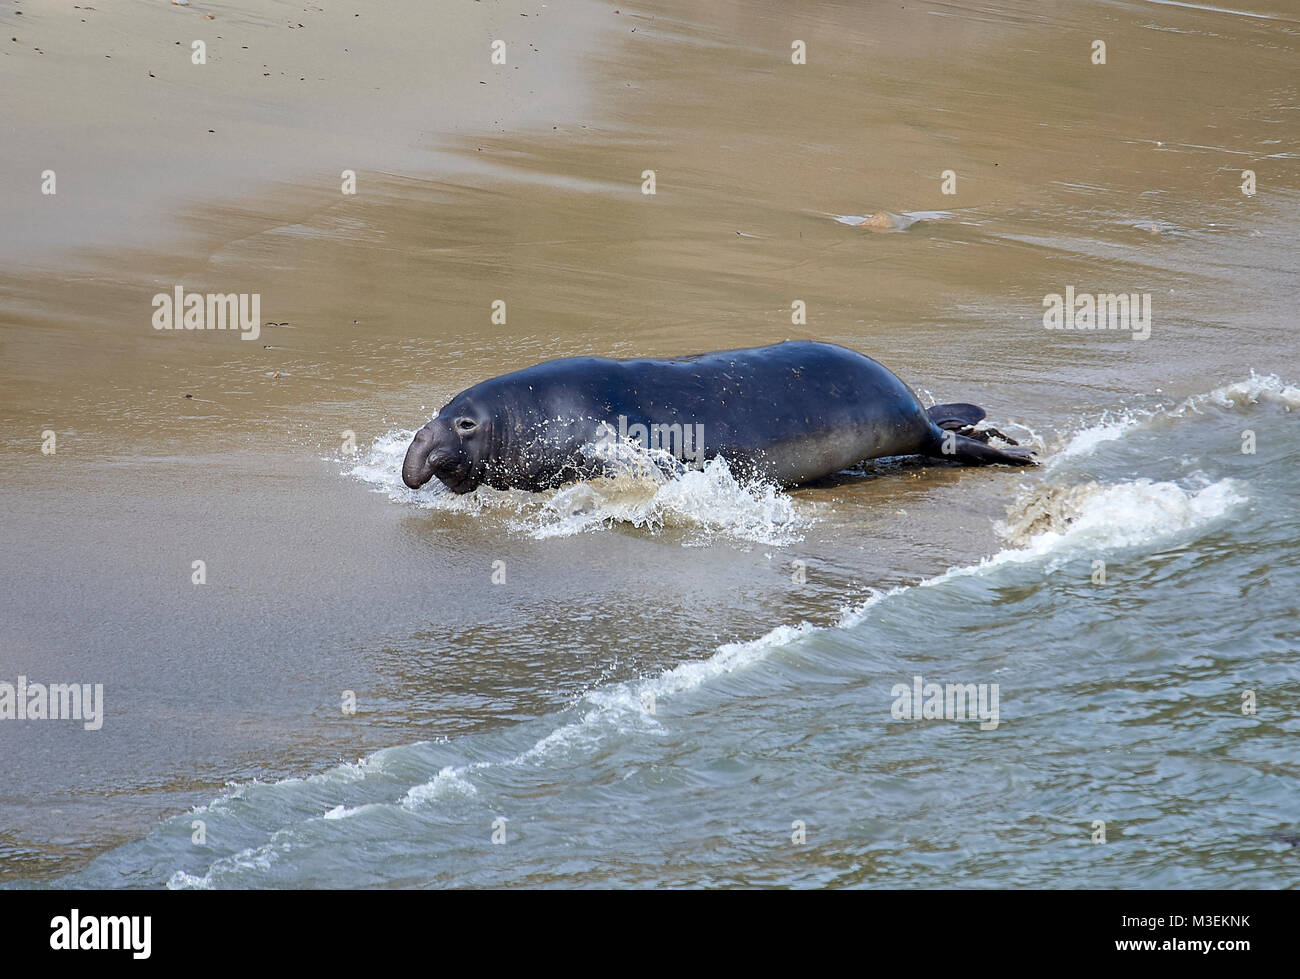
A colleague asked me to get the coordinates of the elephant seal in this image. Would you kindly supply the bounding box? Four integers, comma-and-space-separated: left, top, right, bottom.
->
402, 340, 1033, 494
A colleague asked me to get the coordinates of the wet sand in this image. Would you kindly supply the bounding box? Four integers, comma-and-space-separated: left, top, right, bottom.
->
1, 0, 1298, 881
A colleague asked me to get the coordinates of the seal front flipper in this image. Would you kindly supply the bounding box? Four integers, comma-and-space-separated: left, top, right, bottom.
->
929, 403, 1022, 447
923, 423, 1037, 466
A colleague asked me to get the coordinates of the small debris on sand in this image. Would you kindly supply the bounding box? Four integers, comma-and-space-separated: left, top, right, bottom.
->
856, 212, 908, 232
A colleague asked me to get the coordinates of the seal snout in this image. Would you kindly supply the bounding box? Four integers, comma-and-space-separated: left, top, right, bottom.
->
402, 425, 439, 489
403, 418, 478, 492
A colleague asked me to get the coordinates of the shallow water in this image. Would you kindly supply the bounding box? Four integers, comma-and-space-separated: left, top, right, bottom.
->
1, 0, 1298, 886
39, 376, 1300, 888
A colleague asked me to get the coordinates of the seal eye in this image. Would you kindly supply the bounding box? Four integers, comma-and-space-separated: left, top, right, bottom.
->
455, 417, 478, 434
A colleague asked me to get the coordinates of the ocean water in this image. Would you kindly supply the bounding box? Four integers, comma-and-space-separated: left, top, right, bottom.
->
43, 375, 1298, 888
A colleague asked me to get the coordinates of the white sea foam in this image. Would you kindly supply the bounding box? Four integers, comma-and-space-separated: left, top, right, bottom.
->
393, 622, 818, 809
320, 802, 390, 821
399, 766, 480, 809
836, 373, 1285, 623
187, 756, 380, 818
997, 477, 1245, 550
834, 476, 1246, 629
528, 454, 804, 544
166, 871, 211, 890
510, 622, 814, 768
1047, 412, 1140, 464
346, 428, 805, 545
944, 379, 1267, 578
1047, 372, 1298, 465
167, 841, 283, 890
1174, 372, 1300, 414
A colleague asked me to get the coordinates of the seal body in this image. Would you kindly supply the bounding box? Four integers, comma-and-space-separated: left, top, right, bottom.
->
402, 341, 1032, 494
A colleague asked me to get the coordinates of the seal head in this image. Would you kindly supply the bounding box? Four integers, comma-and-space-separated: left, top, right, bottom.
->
402, 395, 493, 493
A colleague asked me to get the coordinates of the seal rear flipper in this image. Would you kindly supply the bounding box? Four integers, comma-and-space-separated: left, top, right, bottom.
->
927, 403, 986, 430
924, 426, 1037, 466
